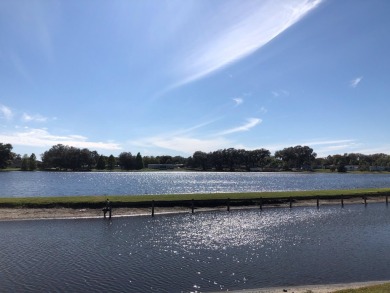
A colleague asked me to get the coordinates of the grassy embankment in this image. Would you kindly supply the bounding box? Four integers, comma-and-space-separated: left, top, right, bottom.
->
333, 282, 390, 293
0, 188, 390, 209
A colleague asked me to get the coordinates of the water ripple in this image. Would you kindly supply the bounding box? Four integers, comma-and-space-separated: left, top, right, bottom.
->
1, 205, 390, 292
1, 171, 390, 197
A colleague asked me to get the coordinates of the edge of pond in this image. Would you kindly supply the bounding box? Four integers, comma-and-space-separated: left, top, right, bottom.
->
1, 188, 390, 209
223, 280, 390, 293
1, 190, 389, 221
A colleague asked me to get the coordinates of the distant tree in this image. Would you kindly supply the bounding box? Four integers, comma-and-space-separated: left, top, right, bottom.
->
135, 152, 144, 170
29, 153, 37, 171
41, 144, 100, 171
186, 156, 194, 168
314, 157, 326, 169
12, 154, 22, 169
210, 150, 224, 171
172, 156, 187, 165
267, 156, 282, 169
275, 145, 316, 170
157, 155, 172, 164
65, 146, 81, 170
324, 152, 390, 172
79, 148, 95, 170
107, 155, 116, 170
0, 143, 14, 169
96, 155, 106, 170
248, 148, 271, 169
21, 154, 29, 171
337, 164, 347, 172
222, 148, 236, 171
370, 153, 390, 168
192, 151, 208, 170
41, 144, 67, 169
143, 156, 159, 166
358, 163, 370, 171
118, 152, 134, 170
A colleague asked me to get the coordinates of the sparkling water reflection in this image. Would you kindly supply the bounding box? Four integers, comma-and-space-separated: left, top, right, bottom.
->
1, 171, 390, 197
1, 204, 390, 292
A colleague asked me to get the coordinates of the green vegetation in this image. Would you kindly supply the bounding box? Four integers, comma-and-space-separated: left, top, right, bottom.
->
41, 144, 99, 171
0, 143, 13, 169
0, 167, 20, 172
1, 188, 389, 209
333, 283, 390, 293
20, 153, 37, 171
96, 155, 106, 170
2, 141, 390, 172
135, 152, 144, 170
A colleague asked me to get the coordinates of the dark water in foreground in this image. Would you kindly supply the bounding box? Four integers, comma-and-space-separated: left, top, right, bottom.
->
1, 171, 390, 197
1, 204, 390, 292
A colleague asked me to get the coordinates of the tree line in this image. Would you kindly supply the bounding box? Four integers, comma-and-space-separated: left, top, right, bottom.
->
190, 146, 317, 171
1, 142, 390, 172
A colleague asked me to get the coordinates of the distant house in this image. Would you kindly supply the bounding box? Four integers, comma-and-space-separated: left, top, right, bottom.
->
148, 164, 175, 170
369, 166, 387, 171
345, 165, 359, 171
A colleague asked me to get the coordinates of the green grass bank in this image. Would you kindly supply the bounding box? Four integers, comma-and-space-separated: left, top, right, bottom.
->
1, 188, 390, 209
333, 282, 390, 293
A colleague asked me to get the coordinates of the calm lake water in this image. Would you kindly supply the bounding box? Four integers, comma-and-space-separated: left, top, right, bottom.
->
1, 204, 390, 292
1, 171, 390, 197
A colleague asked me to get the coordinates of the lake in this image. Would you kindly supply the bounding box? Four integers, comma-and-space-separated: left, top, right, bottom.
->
1, 171, 390, 197
1, 204, 390, 292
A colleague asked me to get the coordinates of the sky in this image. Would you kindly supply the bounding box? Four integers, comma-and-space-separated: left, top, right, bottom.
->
1, 0, 390, 159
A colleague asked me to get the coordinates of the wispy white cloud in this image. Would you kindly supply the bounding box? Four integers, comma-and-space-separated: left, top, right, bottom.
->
272, 89, 290, 97
130, 116, 263, 155
259, 106, 268, 114
173, 0, 322, 88
0, 128, 122, 151
8, 51, 34, 84
304, 139, 356, 147
303, 139, 361, 157
233, 98, 243, 106
354, 145, 390, 155
4, 2, 56, 63
22, 113, 48, 123
130, 118, 229, 155
218, 118, 262, 135
132, 135, 230, 155
0, 104, 13, 120
164, 119, 220, 137
350, 76, 363, 88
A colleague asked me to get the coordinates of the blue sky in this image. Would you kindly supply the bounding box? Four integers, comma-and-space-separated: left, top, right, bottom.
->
1, 0, 390, 158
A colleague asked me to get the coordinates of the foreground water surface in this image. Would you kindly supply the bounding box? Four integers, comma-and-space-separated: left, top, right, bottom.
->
1, 171, 390, 197
1, 203, 390, 292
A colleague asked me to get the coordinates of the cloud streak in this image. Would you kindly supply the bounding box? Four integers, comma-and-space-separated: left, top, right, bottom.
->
133, 135, 230, 155
302, 139, 360, 157
233, 98, 243, 106
0, 104, 13, 120
259, 107, 268, 114
218, 118, 262, 135
131, 116, 263, 155
22, 113, 48, 122
0, 128, 121, 151
350, 76, 363, 88
272, 90, 290, 97
175, 0, 322, 87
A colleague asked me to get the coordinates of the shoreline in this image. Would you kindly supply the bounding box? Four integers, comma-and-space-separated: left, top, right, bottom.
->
0, 196, 386, 221
226, 280, 390, 293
